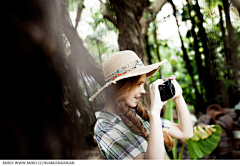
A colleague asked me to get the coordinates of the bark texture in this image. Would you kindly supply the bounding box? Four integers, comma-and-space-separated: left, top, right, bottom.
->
100, 0, 167, 107
222, 0, 240, 103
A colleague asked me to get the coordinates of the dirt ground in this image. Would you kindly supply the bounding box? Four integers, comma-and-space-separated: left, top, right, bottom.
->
79, 145, 105, 160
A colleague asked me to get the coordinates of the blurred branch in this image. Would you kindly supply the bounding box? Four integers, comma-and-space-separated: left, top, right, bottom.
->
75, 0, 84, 29
61, 2, 105, 87
99, 0, 117, 27
139, 0, 167, 35
231, 0, 240, 14
2, 0, 86, 158
153, 19, 161, 78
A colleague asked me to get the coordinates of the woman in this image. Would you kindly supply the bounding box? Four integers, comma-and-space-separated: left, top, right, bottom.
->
89, 50, 193, 160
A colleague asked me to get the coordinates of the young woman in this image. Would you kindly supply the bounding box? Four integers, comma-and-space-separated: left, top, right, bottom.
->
89, 50, 193, 160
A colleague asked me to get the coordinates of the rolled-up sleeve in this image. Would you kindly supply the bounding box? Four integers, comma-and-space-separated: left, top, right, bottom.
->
161, 118, 171, 133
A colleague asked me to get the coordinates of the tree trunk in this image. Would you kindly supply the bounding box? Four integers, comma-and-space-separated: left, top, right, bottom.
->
186, 0, 205, 96
110, 0, 147, 64
100, 0, 168, 107
75, 0, 84, 29
145, 33, 153, 65
61, 5, 105, 87
231, 0, 240, 15
222, 0, 240, 104
170, 0, 205, 113
153, 19, 162, 78
194, 0, 219, 103
1, 0, 90, 158
218, 5, 236, 107
207, 30, 230, 107
218, 5, 232, 80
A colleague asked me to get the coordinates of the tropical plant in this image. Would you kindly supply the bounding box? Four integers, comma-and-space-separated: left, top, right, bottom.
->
184, 125, 222, 159
164, 99, 178, 159
164, 100, 221, 160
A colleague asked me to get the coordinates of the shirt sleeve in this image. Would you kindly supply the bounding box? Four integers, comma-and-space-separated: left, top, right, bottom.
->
142, 111, 171, 133
161, 118, 171, 133
95, 128, 145, 160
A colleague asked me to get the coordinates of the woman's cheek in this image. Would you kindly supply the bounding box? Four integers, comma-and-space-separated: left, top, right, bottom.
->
125, 98, 135, 108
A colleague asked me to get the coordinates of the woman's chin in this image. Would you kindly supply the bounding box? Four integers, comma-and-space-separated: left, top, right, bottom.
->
130, 103, 138, 108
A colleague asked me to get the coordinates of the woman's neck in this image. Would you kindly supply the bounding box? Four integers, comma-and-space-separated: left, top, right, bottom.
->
103, 98, 118, 115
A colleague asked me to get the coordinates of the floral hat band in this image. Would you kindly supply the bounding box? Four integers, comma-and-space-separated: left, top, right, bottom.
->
105, 59, 144, 82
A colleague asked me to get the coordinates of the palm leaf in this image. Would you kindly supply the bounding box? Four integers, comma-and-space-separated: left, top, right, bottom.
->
187, 125, 222, 159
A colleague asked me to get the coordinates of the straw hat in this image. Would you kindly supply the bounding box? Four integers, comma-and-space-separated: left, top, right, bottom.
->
89, 50, 167, 101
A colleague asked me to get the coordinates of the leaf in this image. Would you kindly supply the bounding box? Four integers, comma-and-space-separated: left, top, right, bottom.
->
172, 138, 177, 159
189, 140, 205, 159
191, 127, 200, 141
187, 125, 222, 159
198, 126, 211, 139
178, 140, 187, 159
164, 99, 177, 159
164, 99, 174, 122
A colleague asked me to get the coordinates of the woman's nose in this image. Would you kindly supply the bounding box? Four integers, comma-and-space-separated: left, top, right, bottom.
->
140, 86, 146, 94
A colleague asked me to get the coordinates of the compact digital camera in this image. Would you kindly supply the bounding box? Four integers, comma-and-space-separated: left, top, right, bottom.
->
158, 79, 175, 101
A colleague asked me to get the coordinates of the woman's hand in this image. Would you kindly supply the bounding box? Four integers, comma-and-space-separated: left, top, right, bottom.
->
149, 79, 168, 114
163, 75, 183, 100
164, 76, 193, 139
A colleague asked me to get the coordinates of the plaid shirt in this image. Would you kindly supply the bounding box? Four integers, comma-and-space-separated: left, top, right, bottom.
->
94, 110, 171, 160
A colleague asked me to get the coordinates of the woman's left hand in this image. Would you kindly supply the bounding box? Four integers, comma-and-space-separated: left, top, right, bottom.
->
163, 75, 182, 100
164, 76, 194, 140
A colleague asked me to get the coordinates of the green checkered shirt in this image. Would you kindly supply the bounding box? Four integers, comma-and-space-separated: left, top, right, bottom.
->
94, 110, 171, 160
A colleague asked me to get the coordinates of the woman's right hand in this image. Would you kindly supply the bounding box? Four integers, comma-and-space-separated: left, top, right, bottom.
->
149, 79, 168, 114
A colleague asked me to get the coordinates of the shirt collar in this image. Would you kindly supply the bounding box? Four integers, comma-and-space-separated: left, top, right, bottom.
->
95, 108, 137, 122
95, 110, 122, 122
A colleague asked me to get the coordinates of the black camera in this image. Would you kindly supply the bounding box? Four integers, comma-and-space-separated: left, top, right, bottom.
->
158, 79, 175, 101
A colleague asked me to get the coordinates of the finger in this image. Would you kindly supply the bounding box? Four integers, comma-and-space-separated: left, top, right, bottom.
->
156, 79, 165, 85
168, 75, 176, 80
172, 79, 178, 85
163, 100, 168, 105
163, 75, 176, 81
150, 79, 164, 88
163, 77, 168, 81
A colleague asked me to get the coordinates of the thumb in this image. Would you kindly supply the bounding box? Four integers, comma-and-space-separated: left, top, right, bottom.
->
163, 100, 168, 105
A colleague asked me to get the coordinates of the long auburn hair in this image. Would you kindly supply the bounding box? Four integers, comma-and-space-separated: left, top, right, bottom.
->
105, 75, 174, 150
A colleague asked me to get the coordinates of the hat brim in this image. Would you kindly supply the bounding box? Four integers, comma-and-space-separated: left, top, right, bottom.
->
89, 59, 167, 101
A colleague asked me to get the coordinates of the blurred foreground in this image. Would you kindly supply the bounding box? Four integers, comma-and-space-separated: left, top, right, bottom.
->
1, 0, 240, 160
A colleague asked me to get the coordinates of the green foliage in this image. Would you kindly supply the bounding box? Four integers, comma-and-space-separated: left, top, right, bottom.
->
181, 5, 190, 22
74, 0, 240, 112
64, 0, 83, 12
178, 140, 187, 159
89, 8, 103, 29
187, 104, 194, 112
187, 125, 222, 159
164, 99, 174, 122
84, 6, 119, 66
164, 99, 177, 159
178, 125, 221, 160
143, 12, 152, 20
